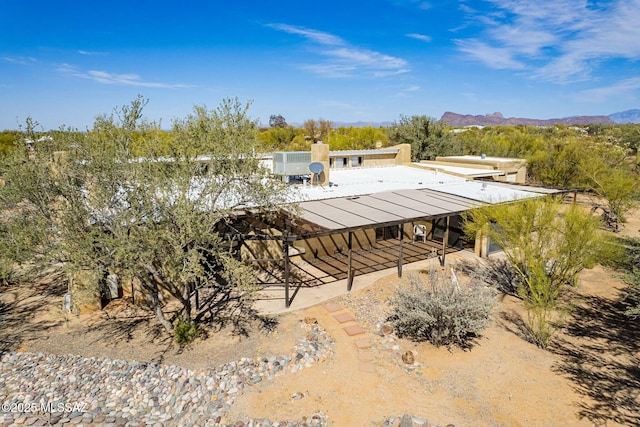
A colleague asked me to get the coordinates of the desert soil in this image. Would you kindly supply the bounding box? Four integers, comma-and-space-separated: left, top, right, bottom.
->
1, 203, 639, 427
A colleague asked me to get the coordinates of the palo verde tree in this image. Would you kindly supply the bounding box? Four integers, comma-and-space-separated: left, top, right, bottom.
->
464, 196, 606, 348
577, 143, 639, 222
0, 96, 291, 334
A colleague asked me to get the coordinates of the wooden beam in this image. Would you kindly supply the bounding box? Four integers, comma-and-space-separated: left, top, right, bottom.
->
398, 223, 404, 278
347, 231, 354, 291
440, 216, 450, 267
284, 239, 290, 307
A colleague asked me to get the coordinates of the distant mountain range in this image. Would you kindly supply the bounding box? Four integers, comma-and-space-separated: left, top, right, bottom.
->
608, 109, 640, 124
440, 109, 640, 126
283, 109, 640, 129
440, 111, 615, 126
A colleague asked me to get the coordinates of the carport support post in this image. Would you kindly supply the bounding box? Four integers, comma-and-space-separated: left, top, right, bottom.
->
347, 231, 354, 291
283, 237, 290, 307
440, 216, 450, 267
398, 223, 404, 278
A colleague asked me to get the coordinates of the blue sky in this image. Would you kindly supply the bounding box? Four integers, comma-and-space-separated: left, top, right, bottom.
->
1, 0, 639, 130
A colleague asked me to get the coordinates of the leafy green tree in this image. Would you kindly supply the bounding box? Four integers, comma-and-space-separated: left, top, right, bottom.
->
269, 114, 287, 128
257, 126, 302, 151
387, 115, 455, 160
327, 126, 389, 150
0, 97, 290, 333
527, 138, 586, 188
302, 119, 333, 143
464, 196, 606, 348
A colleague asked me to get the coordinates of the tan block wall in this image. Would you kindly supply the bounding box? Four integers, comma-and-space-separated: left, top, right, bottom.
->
119, 275, 152, 307
69, 269, 103, 314
298, 229, 376, 259
241, 238, 284, 261
394, 144, 412, 164
296, 222, 429, 260
328, 143, 412, 169
434, 156, 528, 184
360, 154, 397, 167
311, 143, 330, 185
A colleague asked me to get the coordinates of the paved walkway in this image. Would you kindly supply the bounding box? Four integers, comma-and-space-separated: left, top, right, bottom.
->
254, 249, 479, 315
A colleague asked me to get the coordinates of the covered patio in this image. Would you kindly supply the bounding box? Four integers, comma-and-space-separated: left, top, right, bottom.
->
239, 187, 486, 307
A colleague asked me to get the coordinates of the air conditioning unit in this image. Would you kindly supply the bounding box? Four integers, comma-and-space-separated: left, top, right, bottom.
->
273, 151, 312, 176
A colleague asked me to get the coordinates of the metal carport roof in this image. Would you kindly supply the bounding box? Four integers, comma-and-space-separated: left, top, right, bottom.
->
295, 188, 485, 234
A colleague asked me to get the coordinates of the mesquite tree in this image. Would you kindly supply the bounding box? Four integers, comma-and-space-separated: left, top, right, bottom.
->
0, 97, 290, 333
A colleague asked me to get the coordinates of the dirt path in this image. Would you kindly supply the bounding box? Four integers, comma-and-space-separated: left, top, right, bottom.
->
227, 273, 636, 427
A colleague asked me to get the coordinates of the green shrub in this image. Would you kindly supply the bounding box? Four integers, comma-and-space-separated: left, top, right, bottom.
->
388, 269, 496, 348
174, 319, 199, 345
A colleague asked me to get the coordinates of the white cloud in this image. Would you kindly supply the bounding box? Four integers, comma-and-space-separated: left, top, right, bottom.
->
266, 24, 344, 46
455, 39, 525, 70
78, 50, 108, 56
575, 77, 640, 103
300, 64, 357, 78
456, 0, 640, 82
406, 33, 432, 42
268, 23, 410, 78
58, 64, 193, 89
3, 56, 37, 65
395, 85, 421, 97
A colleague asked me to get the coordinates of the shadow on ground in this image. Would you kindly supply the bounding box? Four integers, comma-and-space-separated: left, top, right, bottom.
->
0, 277, 67, 353
1, 278, 278, 368
463, 253, 640, 426
550, 293, 640, 427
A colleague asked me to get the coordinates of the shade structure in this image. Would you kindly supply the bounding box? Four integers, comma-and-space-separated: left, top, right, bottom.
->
295, 188, 485, 234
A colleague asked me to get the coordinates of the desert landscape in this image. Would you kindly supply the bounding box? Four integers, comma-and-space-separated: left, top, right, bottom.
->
1, 208, 639, 427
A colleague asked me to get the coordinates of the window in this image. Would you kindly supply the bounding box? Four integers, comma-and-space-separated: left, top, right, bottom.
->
432, 216, 469, 249
376, 225, 399, 241
351, 156, 362, 167
332, 157, 347, 168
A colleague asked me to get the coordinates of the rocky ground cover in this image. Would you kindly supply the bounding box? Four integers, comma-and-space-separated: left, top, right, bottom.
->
0, 322, 333, 426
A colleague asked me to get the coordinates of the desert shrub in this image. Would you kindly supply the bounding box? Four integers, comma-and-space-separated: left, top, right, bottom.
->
455, 258, 521, 297
615, 237, 640, 317
388, 268, 496, 348
174, 319, 199, 345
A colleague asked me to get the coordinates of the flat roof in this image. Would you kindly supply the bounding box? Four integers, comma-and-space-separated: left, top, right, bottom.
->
412, 162, 504, 178
422, 181, 542, 204
482, 181, 565, 194
439, 155, 525, 163
329, 148, 398, 157
291, 165, 547, 235
294, 165, 465, 202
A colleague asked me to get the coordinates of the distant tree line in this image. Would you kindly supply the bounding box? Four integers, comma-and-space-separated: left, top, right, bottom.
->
1, 102, 639, 340
3, 115, 638, 220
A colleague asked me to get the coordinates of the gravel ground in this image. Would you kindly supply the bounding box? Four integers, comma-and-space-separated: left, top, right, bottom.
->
0, 321, 334, 427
